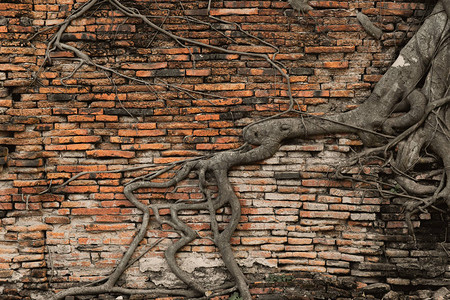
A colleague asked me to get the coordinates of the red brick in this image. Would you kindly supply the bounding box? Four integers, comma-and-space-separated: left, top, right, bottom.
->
302, 179, 352, 187
18, 231, 45, 240
194, 83, 245, 91
48, 129, 89, 136
13, 254, 44, 262
121, 62, 167, 70
323, 61, 349, 69
161, 150, 202, 157
192, 129, 219, 136
56, 165, 107, 172
67, 115, 96, 122
0, 188, 18, 195
121, 143, 169, 150
135, 123, 157, 129
210, 8, 258, 15
364, 74, 383, 82
330, 90, 354, 97
110, 136, 134, 143
0, 203, 12, 210
0, 99, 13, 107
85, 223, 135, 231
317, 25, 360, 33
54, 136, 101, 144
288, 238, 312, 245
317, 195, 341, 203
86, 150, 135, 158
136, 70, 152, 77
60, 186, 99, 194
305, 46, 355, 54
309, 1, 349, 9
362, 8, 413, 17
53, 108, 77, 115
300, 211, 350, 219
0, 64, 26, 71
118, 129, 166, 137
192, 98, 242, 106
228, 45, 277, 54
44, 216, 70, 224
72, 208, 120, 215
186, 69, 211, 76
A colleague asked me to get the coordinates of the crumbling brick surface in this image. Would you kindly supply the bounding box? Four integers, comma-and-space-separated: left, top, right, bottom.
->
0, 0, 448, 299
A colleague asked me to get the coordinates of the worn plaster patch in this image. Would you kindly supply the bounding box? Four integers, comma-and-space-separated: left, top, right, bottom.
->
139, 256, 167, 272
139, 253, 228, 288
392, 55, 410, 68
139, 253, 225, 273
238, 257, 278, 268
30, 291, 54, 300
179, 253, 225, 272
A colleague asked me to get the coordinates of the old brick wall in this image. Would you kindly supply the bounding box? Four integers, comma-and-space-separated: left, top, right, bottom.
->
0, 0, 449, 299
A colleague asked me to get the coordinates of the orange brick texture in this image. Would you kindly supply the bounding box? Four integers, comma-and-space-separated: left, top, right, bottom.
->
0, 0, 448, 299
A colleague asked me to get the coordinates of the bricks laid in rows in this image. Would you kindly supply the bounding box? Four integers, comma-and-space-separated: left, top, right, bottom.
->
0, 0, 444, 298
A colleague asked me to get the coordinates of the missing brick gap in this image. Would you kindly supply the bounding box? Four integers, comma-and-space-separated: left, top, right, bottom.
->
11, 93, 21, 102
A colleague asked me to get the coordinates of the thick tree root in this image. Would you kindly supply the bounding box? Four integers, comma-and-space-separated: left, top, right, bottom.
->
357, 12, 383, 40
51, 141, 281, 299
383, 89, 428, 135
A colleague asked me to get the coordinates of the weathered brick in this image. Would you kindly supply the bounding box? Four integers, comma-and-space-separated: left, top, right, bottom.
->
44, 216, 70, 224
118, 129, 166, 137
300, 211, 350, 219
194, 83, 245, 91
186, 69, 211, 76
241, 237, 287, 245
59, 186, 99, 194
288, 238, 312, 245
210, 8, 258, 15
86, 150, 135, 158
85, 223, 135, 231
302, 179, 352, 187
302, 203, 328, 211
305, 46, 355, 54
121, 62, 167, 70
72, 208, 120, 215
13, 254, 44, 262
309, 1, 349, 9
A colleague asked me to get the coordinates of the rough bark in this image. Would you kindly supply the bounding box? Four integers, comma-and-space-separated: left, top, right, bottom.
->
357, 12, 383, 40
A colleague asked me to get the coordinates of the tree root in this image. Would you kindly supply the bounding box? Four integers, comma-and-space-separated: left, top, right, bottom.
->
395, 176, 438, 196
50, 139, 280, 299
288, 0, 313, 13
357, 12, 383, 40
383, 89, 428, 135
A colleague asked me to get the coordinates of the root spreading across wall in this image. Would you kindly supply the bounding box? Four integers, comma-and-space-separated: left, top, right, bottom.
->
20, 0, 450, 299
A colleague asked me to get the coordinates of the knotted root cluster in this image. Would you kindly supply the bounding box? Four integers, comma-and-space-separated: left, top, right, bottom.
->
49, 136, 282, 299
